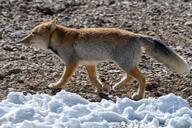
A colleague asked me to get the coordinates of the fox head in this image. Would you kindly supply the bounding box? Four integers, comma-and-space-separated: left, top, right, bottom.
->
18, 19, 57, 49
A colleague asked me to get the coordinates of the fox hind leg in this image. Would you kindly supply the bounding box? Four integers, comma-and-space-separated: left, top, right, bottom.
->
112, 67, 146, 100
112, 43, 144, 100
129, 67, 146, 100
114, 60, 146, 100
112, 74, 133, 91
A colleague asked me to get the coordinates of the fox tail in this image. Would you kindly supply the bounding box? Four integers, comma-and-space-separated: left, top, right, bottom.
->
136, 34, 190, 74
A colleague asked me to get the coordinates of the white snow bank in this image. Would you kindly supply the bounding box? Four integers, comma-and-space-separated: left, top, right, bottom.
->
0, 91, 191, 128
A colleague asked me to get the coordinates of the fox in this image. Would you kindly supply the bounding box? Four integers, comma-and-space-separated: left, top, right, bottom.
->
18, 19, 190, 100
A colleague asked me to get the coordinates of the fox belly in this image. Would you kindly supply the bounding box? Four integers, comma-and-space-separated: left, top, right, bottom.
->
74, 40, 113, 62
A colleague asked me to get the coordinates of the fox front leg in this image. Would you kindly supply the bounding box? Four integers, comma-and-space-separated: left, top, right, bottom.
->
48, 63, 77, 89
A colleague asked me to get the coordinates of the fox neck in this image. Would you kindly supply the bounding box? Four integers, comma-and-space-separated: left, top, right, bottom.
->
47, 29, 59, 55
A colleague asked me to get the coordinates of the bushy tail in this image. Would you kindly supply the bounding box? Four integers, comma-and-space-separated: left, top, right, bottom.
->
136, 34, 190, 74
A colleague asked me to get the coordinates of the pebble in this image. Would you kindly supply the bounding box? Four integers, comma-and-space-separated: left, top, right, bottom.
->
0, 32, 2, 39
154, 91, 163, 97
19, 3, 28, 13
187, 96, 192, 106
18, 79, 24, 83
0, 73, 5, 80
3, 45, 14, 51
20, 55, 26, 60
0, 0, 191, 106
8, 69, 22, 75
184, 21, 192, 27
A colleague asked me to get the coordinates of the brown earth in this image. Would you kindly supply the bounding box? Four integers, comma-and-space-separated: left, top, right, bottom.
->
0, 0, 192, 109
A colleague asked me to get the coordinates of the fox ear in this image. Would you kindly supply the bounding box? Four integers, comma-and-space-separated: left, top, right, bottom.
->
50, 18, 57, 32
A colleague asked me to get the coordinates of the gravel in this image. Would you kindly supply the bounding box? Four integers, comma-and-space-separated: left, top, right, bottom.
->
0, 0, 191, 108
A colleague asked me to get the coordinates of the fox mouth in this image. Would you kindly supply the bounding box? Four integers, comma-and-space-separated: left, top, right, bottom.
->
17, 33, 33, 45
17, 40, 30, 46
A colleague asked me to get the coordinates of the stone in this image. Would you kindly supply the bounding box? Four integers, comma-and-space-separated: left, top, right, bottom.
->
185, 21, 192, 27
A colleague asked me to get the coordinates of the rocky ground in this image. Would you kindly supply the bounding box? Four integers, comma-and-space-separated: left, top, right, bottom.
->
0, 0, 192, 111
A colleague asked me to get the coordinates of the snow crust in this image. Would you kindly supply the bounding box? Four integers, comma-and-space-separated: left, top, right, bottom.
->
0, 91, 191, 128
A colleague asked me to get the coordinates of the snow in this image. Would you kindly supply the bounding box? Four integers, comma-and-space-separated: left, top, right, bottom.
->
0, 91, 191, 128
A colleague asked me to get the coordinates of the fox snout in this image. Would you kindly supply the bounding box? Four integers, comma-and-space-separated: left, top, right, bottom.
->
17, 34, 32, 46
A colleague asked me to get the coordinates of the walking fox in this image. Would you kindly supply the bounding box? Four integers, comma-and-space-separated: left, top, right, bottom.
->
18, 19, 190, 100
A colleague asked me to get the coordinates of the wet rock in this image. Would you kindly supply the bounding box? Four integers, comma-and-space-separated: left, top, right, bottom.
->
0, 73, 6, 80
20, 55, 26, 60
18, 79, 24, 83
187, 96, 192, 106
154, 91, 163, 97
19, 3, 29, 13
3, 45, 14, 51
0, 32, 2, 39
146, 81, 159, 92
35, 4, 55, 15
183, 0, 191, 2
7, 68, 22, 75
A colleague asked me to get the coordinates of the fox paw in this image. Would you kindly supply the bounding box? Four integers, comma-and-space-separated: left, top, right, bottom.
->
103, 85, 111, 92
94, 88, 103, 94
112, 83, 124, 92
131, 93, 143, 100
95, 86, 110, 94
112, 85, 119, 92
48, 83, 62, 89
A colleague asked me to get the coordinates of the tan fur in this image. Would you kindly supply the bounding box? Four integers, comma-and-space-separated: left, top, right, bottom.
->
85, 65, 103, 93
18, 19, 190, 100
48, 63, 77, 89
